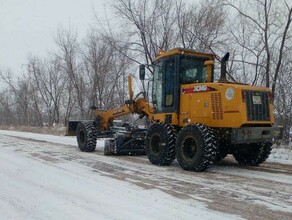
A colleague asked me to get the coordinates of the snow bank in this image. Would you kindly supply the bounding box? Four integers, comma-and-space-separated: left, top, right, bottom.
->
268, 145, 292, 165
0, 129, 105, 150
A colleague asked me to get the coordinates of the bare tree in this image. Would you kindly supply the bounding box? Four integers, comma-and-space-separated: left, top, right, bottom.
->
80, 30, 130, 109
0, 89, 16, 125
0, 70, 31, 125
99, 0, 178, 67
224, 0, 292, 95
274, 52, 292, 144
176, 0, 227, 54
55, 28, 87, 119
26, 56, 67, 125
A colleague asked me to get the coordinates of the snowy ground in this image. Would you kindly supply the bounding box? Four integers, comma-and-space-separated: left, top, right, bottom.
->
0, 130, 291, 220
269, 147, 292, 165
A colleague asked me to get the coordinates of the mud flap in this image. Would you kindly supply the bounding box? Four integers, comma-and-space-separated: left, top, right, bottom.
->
66, 121, 80, 136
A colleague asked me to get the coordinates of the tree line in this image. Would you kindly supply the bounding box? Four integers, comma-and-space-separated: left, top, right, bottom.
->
0, 30, 130, 126
0, 0, 291, 143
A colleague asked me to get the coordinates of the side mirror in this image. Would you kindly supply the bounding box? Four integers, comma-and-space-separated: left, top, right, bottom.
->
139, 64, 146, 80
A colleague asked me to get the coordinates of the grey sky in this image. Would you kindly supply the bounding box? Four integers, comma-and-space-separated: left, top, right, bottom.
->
0, 0, 106, 74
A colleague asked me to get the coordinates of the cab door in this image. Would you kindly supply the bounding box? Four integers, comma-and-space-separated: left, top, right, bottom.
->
152, 57, 179, 124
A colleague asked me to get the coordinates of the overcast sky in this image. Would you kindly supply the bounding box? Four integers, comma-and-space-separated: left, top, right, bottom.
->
0, 0, 106, 74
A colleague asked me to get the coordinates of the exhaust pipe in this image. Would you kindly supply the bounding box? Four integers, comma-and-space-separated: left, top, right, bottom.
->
219, 52, 229, 82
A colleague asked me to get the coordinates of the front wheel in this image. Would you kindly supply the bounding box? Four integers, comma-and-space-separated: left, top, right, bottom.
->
76, 121, 97, 152
145, 123, 176, 166
175, 124, 218, 172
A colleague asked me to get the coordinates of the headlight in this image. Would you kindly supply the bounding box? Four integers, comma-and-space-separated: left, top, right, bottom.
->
225, 88, 235, 100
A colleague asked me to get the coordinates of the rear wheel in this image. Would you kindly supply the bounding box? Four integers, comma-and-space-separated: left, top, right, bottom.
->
76, 121, 97, 152
175, 124, 217, 171
233, 142, 272, 166
145, 123, 176, 166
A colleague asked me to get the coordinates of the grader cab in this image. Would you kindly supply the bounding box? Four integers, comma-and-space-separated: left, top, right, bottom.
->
67, 48, 276, 171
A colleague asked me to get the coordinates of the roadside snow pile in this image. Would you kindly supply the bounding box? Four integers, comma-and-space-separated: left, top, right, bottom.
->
0, 129, 105, 151
268, 143, 292, 164
270, 148, 292, 160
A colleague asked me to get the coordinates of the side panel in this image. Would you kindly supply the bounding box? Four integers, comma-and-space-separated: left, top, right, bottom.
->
179, 83, 274, 128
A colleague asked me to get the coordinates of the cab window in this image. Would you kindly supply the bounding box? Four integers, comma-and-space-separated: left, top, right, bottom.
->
180, 56, 207, 84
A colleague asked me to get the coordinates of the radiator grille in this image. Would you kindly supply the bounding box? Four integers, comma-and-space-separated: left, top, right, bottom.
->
211, 93, 223, 120
244, 90, 270, 121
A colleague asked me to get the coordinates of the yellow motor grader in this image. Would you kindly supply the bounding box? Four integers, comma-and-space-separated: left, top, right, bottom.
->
67, 48, 276, 171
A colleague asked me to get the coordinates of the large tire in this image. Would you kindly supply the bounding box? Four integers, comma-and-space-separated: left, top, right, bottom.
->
145, 123, 176, 166
214, 139, 229, 162
175, 124, 218, 172
76, 121, 97, 152
233, 142, 272, 166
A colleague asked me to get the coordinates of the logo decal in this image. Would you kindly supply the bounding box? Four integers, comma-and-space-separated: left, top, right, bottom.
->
181, 85, 216, 94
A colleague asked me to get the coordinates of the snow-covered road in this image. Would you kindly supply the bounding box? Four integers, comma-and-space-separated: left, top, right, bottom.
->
0, 130, 291, 220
